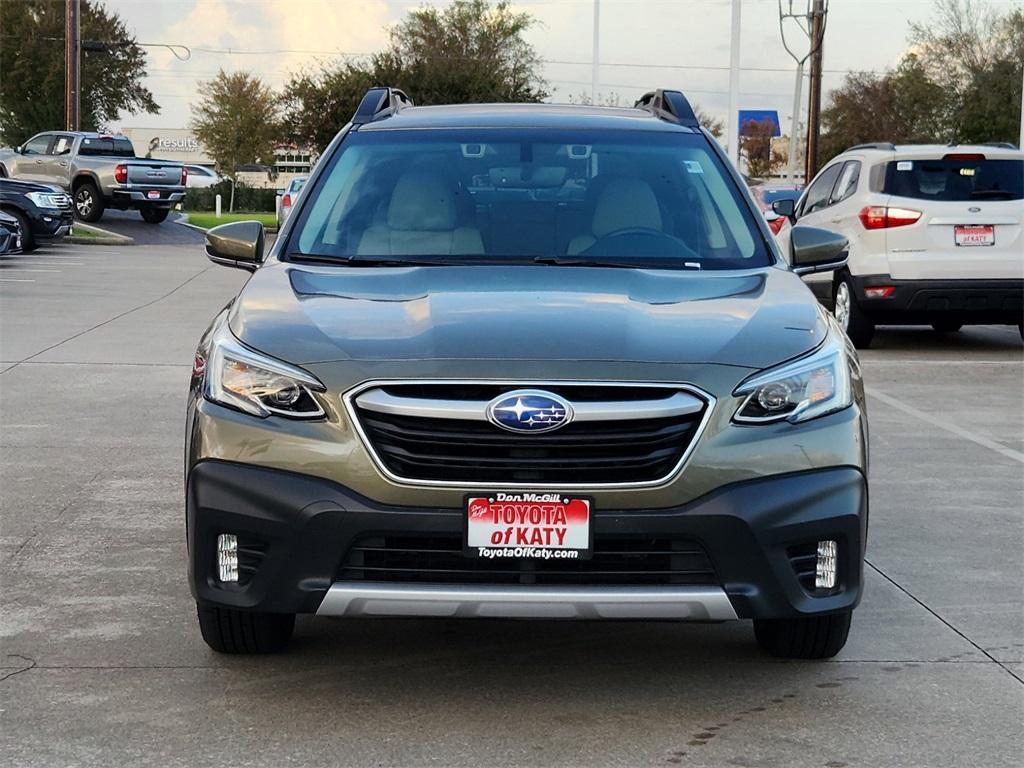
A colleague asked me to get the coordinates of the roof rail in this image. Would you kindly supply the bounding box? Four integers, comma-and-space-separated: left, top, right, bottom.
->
634, 89, 700, 129
352, 87, 413, 125
980, 142, 1019, 150
847, 142, 897, 151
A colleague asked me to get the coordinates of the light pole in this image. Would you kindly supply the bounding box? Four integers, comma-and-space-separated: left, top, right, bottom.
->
591, 0, 600, 104
65, 0, 81, 131
727, 0, 742, 167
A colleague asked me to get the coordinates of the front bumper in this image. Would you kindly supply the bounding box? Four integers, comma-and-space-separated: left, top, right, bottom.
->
851, 274, 1024, 324
187, 460, 867, 621
32, 211, 73, 240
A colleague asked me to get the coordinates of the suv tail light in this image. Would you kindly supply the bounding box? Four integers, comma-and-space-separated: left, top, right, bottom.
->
282, 193, 292, 207
114, 164, 128, 184
181, 166, 188, 185
858, 205, 922, 230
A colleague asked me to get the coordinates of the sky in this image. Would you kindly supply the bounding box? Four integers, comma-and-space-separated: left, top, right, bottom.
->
105, 0, 1022, 143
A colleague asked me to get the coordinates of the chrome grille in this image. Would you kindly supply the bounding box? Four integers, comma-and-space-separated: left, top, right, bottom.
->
347, 382, 713, 488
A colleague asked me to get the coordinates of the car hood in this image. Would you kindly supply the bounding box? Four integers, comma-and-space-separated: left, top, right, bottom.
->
0, 177, 64, 194
229, 262, 825, 370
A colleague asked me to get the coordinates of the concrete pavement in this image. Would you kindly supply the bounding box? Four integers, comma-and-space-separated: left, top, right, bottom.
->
1, 240, 1021, 767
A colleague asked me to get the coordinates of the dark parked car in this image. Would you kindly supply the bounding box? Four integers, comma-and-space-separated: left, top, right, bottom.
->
0, 177, 73, 251
187, 88, 866, 659
0, 209, 20, 253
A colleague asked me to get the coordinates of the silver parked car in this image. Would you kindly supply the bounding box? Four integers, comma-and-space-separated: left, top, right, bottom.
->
276, 175, 307, 227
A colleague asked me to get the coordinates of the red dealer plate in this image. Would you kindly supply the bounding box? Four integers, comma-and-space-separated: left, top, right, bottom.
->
147, 190, 161, 200
465, 493, 592, 560
954, 225, 994, 246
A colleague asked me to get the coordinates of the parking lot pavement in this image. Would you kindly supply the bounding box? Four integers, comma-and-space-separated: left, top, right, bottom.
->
1, 241, 1021, 767
88, 210, 206, 246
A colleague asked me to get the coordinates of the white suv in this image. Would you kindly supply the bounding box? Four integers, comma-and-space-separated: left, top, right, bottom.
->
775, 143, 1023, 347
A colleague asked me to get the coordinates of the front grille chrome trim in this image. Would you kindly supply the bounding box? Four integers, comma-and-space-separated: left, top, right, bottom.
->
316, 582, 738, 620
355, 388, 706, 422
342, 379, 716, 490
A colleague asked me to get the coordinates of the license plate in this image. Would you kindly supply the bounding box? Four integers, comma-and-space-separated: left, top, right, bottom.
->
954, 224, 994, 247
146, 190, 161, 200
465, 493, 592, 559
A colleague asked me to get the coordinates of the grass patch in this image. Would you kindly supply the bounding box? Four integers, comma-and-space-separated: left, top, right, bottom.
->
69, 225, 103, 238
186, 212, 277, 230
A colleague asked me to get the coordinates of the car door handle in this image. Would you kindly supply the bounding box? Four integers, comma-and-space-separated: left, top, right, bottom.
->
34, 159, 43, 164
58, 162, 68, 167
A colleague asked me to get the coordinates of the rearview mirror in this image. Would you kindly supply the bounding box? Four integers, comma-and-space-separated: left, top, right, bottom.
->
772, 198, 796, 220
205, 221, 265, 271
789, 225, 848, 276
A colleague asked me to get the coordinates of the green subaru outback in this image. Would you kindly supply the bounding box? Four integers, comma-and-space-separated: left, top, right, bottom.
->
186, 88, 867, 658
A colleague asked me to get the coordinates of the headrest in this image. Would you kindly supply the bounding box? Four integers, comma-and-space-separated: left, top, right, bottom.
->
387, 171, 457, 231
592, 177, 662, 238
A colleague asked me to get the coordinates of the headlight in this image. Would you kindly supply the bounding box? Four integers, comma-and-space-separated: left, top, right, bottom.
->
25, 191, 66, 208
733, 326, 854, 424
204, 324, 326, 419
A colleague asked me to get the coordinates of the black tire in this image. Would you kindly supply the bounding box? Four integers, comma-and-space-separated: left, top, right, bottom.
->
73, 181, 104, 222
140, 206, 170, 224
7, 208, 36, 252
931, 321, 962, 333
754, 611, 853, 659
196, 603, 295, 654
833, 274, 875, 349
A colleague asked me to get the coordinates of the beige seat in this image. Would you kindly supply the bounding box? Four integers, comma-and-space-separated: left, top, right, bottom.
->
357, 171, 483, 256
567, 177, 663, 255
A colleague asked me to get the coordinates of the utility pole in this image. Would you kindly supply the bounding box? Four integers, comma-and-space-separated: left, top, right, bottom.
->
804, 0, 826, 180
727, 0, 742, 168
65, 0, 81, 131
591, 0, 600, 104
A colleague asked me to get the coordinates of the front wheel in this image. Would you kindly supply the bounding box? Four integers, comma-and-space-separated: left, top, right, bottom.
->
74, 182, 104, 222
8, 209, 36, 252
196, 603, 295, 654
140, 206, 170, 224
754, 611, 853, 659
834, 275, 875, 349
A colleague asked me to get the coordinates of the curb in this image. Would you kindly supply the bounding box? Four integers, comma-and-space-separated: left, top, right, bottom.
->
176, 215, 279, 235
65, 223, 134, 246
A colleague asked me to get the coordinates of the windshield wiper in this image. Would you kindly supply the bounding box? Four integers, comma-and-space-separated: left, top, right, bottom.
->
532, 255, 701, 270
288, 252, 448, 267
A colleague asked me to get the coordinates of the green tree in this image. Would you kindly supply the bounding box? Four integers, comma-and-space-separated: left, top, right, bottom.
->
281, 62, 376, 152
0, 0, 157, 145
281, 0, 547, 151
191, 70, 280, 198
819, 56, 955, 162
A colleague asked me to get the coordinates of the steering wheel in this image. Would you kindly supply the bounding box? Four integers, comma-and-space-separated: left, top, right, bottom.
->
584, 227, 699, 260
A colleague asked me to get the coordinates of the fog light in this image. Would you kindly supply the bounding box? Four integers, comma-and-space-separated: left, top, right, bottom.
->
217, 534, 238, 582
815, 539, 838, 589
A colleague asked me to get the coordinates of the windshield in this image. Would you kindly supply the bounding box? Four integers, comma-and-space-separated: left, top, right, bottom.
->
290, 129, 770, 270
884, 158, 1023, 201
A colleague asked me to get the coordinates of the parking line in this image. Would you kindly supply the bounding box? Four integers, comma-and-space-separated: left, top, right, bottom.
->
0, 278, 35, 282
0, 268, 62, 273
866, 386, 1024, 464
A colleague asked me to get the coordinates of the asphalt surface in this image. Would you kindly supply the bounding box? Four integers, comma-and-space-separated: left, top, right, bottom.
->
1, 240, 1022, 768
90, 209, 205, 246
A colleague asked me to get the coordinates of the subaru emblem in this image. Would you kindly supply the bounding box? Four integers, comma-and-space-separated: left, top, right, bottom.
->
486, 390, 573, 434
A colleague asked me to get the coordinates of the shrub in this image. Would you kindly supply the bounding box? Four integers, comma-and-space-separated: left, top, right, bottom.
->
183, 181, 280, 212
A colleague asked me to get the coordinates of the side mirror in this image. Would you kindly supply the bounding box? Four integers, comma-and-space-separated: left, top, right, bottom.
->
772, 198, 796, 220
205, 220, 265, 271
789, 225, 848, 276
15, 145, 22, 154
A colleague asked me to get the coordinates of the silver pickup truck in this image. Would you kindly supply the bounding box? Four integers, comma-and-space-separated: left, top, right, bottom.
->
0, 132, 186, 223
